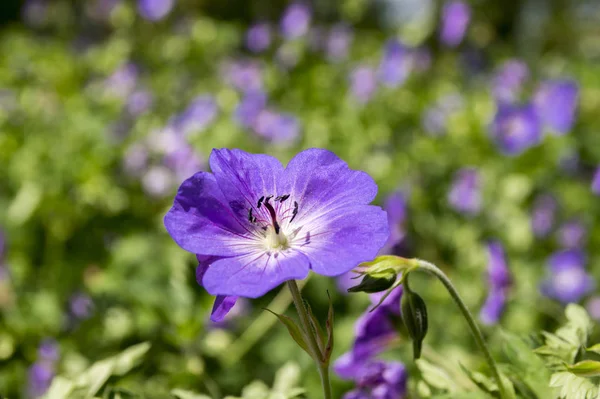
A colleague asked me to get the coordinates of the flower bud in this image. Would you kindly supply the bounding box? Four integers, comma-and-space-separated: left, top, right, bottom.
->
401, 285, 429, 359
348, 274, 396, 294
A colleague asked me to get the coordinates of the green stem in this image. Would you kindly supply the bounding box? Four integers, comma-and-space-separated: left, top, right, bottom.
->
415, 259, 509, 399
287, 280, 332, 399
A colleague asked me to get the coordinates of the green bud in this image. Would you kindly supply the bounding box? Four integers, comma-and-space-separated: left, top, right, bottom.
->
348, 274, 397, 293
401, 281, 428, 359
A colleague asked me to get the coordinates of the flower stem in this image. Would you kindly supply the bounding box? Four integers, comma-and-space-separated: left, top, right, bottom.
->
287, 280, 332, 399
415, 259, 509, 399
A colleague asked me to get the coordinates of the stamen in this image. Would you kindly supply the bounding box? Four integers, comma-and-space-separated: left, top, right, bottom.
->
289, 201, 299, 223
257, 196, 265, 208
276, 194, 290, 202
264, 195, 273, 205
263, 201, 280, 234
248, 208, 257, 223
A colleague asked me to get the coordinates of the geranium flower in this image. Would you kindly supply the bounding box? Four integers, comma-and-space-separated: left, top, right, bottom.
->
164, 148, 389, 301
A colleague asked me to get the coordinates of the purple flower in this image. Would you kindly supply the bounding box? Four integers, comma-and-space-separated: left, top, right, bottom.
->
380, 191, 407, 254
440, 1, 471, 47
38, 339, 59, 363
378, 40, 410, 88
531, 194, 557, 238
343, 360, 407, 399
280, 2, 311, 39
350, 66, 377, 104
592, 166, 600, 195
336, 271, 358, 294
557, 220, 586, 249
127, 90, 153, 116
490, 103, 541, 155
27, 363, 54, 398
234, 91, 268, 128
164, 148, 389, 298
69, 293, 94, 320
479, 242, 511, 325
448, 168, 481, 215
492, 60, 529, 103
534, 79, 579, 135
253, 110, 301, 145
325, 24, 353, 62
123, 143, 149, 177
196, 255, 239, 322
142, 166, 173, 198
245, 23, 272, 53
137, 0, 174, 21
223, 60, 263, 93
164, 145, 205, 181
541, 250, 595, 304
174, 95, 218, 136
105, 63, 138, 99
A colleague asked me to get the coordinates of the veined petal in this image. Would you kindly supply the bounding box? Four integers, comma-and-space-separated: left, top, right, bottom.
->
196, 255, 240, 322
202, 250, 310, 298
280, 148, 378, 221
295, 205, 389, 276
209, 148, 284, 222
164, 172, 255, 256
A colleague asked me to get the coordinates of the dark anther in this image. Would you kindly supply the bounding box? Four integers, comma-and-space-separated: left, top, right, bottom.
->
290, 201, 299, 223
265, 195, 273, 205
263, 201, 280, 234
257, 196, 265, 208
276, 194, 290, 202
248, 208, 256, 223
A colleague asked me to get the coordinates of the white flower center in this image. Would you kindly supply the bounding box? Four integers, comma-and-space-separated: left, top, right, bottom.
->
263, 225, 290, 251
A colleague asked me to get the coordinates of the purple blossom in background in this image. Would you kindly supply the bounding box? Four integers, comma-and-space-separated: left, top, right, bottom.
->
137, 0, 174, 21
440, 1, 471, 47
490, 103, 541, 155
280, 2, 311, 39
378, 40, 410, 88
534, 79, 579, 134
164, 148, 389, 298
223, 60, 263, 93
350, 66, 377, 104
531, 194, 557, 238
557, 220, 586, 249
586, 296, 600, 321
325, 24, 353, 62
253, 110, 300, 145
492, 60, 529, 103
27, 339, 59, 398
234, 91, 268, 128
342, 360, 407, 399
105, 63, 138, 99
164, 145, 204, 181
123, 143, 149, 177
448, 168, 481, 215
69, 293, 94, 320
174, 95, 218, 136
127, 90, 153, 116
142, 166, 173, 198
38, 339, 59, 363
380, 191, 407, 254
541, 250, 595, 304
480, 242, 511, 325
245, 23, 272, 53
592, 166, 600, 195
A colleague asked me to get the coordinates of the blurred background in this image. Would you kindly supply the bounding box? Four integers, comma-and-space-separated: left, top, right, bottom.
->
1, 0, 600, 397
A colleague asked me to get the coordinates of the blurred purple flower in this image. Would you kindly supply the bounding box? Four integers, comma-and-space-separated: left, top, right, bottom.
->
127, 90, 153, 116
448, 168, 481, 215
174, 95, 218, 136
223, 60, 263, 93
534, 79, 579, 135
490, 103, 541, 155
235, 91, 268, 128
142, 166, 173, 198
253, 110, 301, 145
342, 360, 407, 399
541, 250, 595, 304
326, 24, 353, 62
245, 23, 272, 53
586, 296, 600, 321
123, 143, 149, 177
440, 1, 471, 47
69, 293, 94, 320
27, 363, 54, 398
137, 0, 174, 21
592, 166, 600, 195
38, 339, 59, 363
105, 63, 139, 99
557, 220, 586, 249
350, 66, 377, 104
164, 145, 205, 181
531, 194, 557, 238
492, 60, 529, 103
378, 40, 410, 88
480, 242, 511, 325
280, 2, 311, 39
380, 191, 407, 254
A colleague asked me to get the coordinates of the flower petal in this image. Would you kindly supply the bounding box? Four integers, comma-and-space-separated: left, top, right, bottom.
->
209, 148, 284, 222
164, 172, 254, 256
280, 148, 378, 221
295, 205, 389, 276
210, 295, 239, 322
202, 250, 310, 298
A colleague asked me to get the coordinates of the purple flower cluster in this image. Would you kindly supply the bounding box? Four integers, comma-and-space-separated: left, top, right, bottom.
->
164, 148, 389, 319
280, 2, 311, 40
479, 242, 512, 325
439, 1, 471, 47
530, 194, 557, 238
448, 168, 481, 215
69, 292, 94, 320
541, 250, 595, 304
27, 339, 59, 398
334, 288, 407, 398
137, 0, 174, 21
557, 219, 586, 249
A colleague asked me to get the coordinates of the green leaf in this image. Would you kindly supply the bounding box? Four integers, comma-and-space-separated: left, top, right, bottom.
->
170, 389, 212, 399
303, 299, 325, 355
359, 255, 418, 278
549, 372, 599, 399
564, 360, 600, 377
458, 363, 497, 396
416, 359, 458, 392
586, 343, 600, 355
264, 308, 311, 358
272, 362, 301, 393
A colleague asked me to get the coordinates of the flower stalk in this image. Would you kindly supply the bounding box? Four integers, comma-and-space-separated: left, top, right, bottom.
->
287, 280, 333, 399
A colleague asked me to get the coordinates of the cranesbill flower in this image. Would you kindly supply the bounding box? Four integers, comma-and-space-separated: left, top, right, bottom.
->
541, 250, 595, 304
557, 220, 586, 249
280, 2, 311, 39
533, 79, 579, 135
380, 191, 407, 254
174, 95, 218, 136
343, 360, 407, 399
253, 110, 301, 145
27, 339, 59, 398
127, 90, 153, 116
222, 60, 264, 94
593, 166, 600, 195
137, 0, 174, 21
325, 24, 353, 62
196, 255, 239, 322
531, 194, 557, 238
490, 103, 541, 155
234, 91, 268, 128
123, 143, 149, 178
479, 242, 511, 325
245, 23, 272, 53
378, 40, 410, 88
164, 148, 389, 298
105, 63, 138, 99
439, 1, 471, 47
349, 66, 377, 104
69, 292, 94, 320
492, 60, 529, 103
448, 168, 481, 215
164, 144, 205, 181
